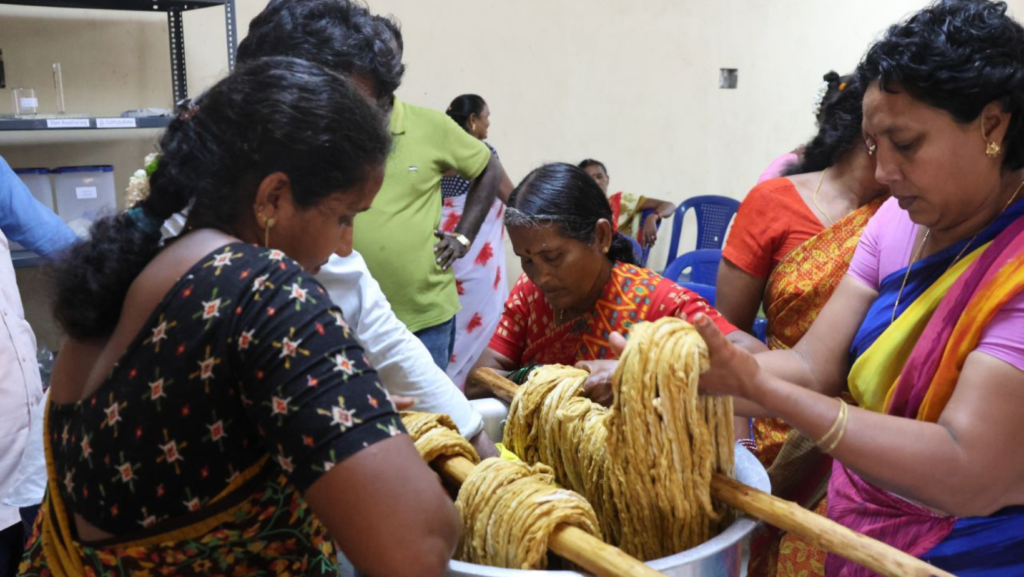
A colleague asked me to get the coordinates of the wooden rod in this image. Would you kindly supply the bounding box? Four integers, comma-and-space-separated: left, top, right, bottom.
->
466, 367, 957, 577
469, 367, 518, 403
710, 475, 953, 577
435, 455, 667, 577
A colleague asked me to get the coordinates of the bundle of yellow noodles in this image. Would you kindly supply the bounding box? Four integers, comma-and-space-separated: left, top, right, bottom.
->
455, 458, 602, 569
505, 317, 734, 560
400, 411, 479, 465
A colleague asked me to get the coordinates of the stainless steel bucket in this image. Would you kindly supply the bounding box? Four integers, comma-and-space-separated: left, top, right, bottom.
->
446, 399, 770, 577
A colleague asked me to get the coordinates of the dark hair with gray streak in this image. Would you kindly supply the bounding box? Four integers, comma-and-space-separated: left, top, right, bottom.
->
505, 163, 638, 265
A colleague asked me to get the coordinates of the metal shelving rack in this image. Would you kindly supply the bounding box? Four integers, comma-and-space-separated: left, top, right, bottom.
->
0, 0, 237, 132
1, 0, 238, 267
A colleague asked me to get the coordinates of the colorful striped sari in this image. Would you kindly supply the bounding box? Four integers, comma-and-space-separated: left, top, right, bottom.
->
828, 203, 1024, 576
749, 199, 882, 577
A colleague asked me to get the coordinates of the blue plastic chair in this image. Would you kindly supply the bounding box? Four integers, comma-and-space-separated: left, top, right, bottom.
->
663, 249, 723, 286
753, 317, 768, 343
664, 195, 740, 269
665, 249, 770, 343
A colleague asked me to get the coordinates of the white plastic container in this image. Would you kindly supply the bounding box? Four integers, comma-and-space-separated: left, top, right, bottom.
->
10, 168, 56, 250
13, 168, 55, 211
52, 165, 116, 238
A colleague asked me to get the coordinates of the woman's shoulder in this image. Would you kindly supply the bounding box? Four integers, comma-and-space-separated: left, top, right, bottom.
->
741, 177, 800, 206
133, 235, 320, 318
611, 261, 664, 285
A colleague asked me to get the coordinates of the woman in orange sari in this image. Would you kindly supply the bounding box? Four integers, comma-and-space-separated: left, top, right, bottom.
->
717, 74, 887, 577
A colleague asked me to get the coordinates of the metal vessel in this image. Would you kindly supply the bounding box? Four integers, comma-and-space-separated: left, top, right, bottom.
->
447, 399, 770, 577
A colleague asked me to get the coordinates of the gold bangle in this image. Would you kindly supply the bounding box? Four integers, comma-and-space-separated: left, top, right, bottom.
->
822, 402, 850, 453
814, 399, 847, 447
452, 232, 472, 250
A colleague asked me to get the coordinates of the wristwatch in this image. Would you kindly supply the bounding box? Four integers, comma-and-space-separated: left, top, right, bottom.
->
452, 232, 472, 250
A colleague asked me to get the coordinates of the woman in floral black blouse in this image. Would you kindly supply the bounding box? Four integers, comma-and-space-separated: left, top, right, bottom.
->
18, 57, 458, 577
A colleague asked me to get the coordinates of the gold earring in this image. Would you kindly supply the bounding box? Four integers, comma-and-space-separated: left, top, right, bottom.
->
263, 217, 276, 247
602, 247, 609, 254
983, 120, 1002, 158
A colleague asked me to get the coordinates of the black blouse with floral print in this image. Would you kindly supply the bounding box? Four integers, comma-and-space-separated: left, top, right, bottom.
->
48, 243, 404, 535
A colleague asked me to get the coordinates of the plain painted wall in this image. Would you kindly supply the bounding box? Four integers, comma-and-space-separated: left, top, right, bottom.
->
2, 0, 1021, 348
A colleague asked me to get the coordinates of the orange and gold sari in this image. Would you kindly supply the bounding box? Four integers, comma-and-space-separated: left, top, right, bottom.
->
748, 198, 883, 577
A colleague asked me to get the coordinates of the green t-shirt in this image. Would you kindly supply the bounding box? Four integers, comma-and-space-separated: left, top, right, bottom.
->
353, 98, 491, 333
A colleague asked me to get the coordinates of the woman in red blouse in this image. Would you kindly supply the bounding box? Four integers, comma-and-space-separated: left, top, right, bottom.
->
470, 163, 764, 404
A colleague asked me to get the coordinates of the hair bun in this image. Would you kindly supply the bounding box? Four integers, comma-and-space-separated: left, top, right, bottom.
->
823, 71, 841, 83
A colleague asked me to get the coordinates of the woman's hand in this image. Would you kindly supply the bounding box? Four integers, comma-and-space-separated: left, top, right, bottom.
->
391, 395, 417, 411
433, 229, 470, 270
469, 430, 500, 459
577, 359, 619, 406
641, 215, 660, 249
578, 332, 628, 406
692, 314, 761, 399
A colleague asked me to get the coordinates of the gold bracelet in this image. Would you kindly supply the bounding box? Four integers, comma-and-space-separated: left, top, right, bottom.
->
822, 402, 850, 453
814, 399, 847, 447
452, 232, 472, 250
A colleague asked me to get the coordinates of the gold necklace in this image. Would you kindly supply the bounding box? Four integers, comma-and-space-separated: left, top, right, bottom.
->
891, 179, 1024, 324
812, 167, 836, 227
891, 229, 930, 324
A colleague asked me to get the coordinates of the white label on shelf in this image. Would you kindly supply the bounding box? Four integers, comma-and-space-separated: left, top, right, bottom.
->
96, 117, 137, 129
75, 186, 98, 200
46, 118, 90, 129
18, 98, 38, 108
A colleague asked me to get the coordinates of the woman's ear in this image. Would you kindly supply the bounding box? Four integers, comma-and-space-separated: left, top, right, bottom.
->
594, 218, 613, 253
252, 172, 294, 225
981, 101, 1012, 147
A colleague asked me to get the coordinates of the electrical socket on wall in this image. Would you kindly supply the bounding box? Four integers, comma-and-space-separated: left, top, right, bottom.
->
719, 68, 738, 89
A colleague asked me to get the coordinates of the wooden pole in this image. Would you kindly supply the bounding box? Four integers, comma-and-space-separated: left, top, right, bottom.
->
435, 456, 667, 577
466, 367, 956, 577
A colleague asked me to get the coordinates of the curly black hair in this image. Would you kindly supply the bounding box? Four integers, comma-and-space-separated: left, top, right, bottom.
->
238, 0, 405, 105
785, 72, 867, 175
857, 0, 1024, 170
505, 163, 638, 266
53, 57, 391, 340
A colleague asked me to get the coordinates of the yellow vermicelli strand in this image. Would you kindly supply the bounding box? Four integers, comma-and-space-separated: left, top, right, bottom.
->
506, 317, 734, 560
455, 458, 602, 569
606, 317, 734, 559
403, 318, 733, 568
400, 411, 480, 465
